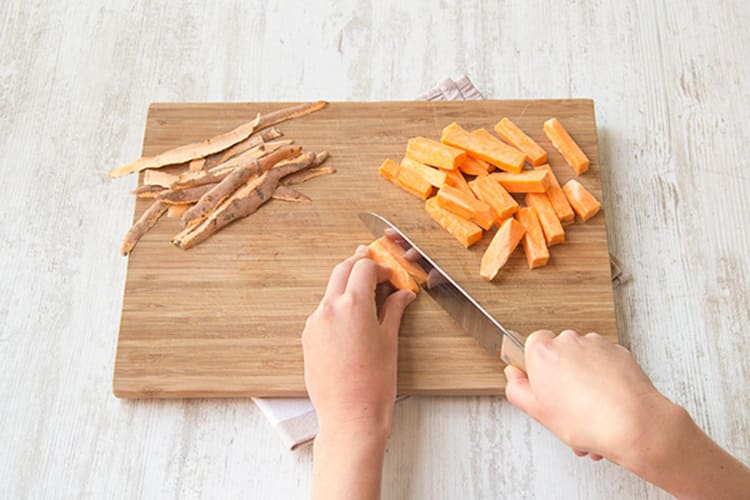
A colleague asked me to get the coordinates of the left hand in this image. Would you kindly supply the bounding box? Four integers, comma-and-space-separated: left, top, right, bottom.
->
302, 245, 416, 437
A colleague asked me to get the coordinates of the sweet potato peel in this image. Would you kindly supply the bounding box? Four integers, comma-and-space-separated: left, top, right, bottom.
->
173, 154, 318, 249
180, 145, 302, 227
120, 201, 169, 256
109, 101, 326, 178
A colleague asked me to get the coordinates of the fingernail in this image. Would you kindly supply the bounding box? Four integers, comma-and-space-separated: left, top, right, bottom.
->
356, 244, 367, 254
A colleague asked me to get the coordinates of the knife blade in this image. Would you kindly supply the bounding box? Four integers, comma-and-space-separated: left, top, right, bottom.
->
358, 212, 527, 371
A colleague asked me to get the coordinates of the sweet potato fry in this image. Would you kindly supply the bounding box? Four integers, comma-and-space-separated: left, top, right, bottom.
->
490, 170, 553, 193
543, 118, 589, 175
494, 118, 548, 166
479, 218, 526, 281
109, 101, 326, 177
173, 154, 318, 249
562, 179, 601, 222
424, 197, 483, 248
515, 207, 550, 269
469, 175, 519, 221
406, 137, 466, 170
458, 156, 492, 176
525, 193, 565, 246
534, 164, 575, 224
436, 184, 495, 230
441, 123, 525, 173
401, 157, 447, 188
120, 201, 169, 256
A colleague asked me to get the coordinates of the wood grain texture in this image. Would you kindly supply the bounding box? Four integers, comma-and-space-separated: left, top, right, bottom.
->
114, 100, 616, 398
1, 1, 748, 499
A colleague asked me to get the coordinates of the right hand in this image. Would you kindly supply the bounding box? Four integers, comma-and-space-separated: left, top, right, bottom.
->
504, 330, 676, 464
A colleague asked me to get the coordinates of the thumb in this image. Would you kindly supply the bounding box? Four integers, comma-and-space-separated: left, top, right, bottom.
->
380, 289, 416, 332
504, 364, 540, 417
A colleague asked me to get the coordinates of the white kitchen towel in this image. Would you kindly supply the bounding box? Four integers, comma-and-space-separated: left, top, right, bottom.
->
253, 74, 483, 451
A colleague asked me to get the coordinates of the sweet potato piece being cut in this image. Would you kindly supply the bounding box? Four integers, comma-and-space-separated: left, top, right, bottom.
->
479, 218, 526, 281
458, 156, 492, 177
441, 123, 525, 173
374, 236, 428, 285
543, 118, 590, 175
469, 175, 519, 222
379, 159, 433, 199
494, 118, 548, 166
515, 207, 550, 269
525, 193, 565, 246
406, 137, 466, 170
436, 185, 495, 230
534, 164, 575, 224
425, 197, 483, 248
401, 157, 447, 188
109, 101, 326, 177
368, 239, 420, 294
490, 170, 552, 193
562, 179, 601, 222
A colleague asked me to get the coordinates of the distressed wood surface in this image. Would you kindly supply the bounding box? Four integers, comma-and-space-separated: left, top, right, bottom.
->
114, 100, 615, 398
1, 1, 748, 498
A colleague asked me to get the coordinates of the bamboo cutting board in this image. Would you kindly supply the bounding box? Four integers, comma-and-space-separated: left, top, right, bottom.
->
113, 100, 617, 398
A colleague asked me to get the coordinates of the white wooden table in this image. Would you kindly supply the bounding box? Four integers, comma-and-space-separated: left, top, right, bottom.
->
2, 1, 748, 498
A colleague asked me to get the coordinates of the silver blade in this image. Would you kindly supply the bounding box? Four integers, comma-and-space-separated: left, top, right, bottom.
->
358, 212, 525, 355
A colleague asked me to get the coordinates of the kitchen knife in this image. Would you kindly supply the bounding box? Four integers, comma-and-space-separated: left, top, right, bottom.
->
358, 212, 527, 372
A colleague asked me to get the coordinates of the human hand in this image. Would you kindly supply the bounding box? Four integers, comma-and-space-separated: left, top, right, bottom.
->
302, 245, 416, 438
504, 330, 674, 465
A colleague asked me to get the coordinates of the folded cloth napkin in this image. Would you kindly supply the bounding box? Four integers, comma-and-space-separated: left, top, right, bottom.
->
252, 75, 483, 450
254, 74, 626, 450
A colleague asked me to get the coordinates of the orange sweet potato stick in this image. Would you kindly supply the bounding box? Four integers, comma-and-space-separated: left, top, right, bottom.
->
490, 170, 553, 193
543, 118, 590, 175
401, 157, 447, 188
406, 136, 466, 170
494, 118, 548, 166
367, 239, 420, 294
425, 197, 483, 248
441, 123, 525, 173
534, 164, 575, 224
436, 185, 495, 230
562, 179, 601, 222
440, 167, 473, 194
479, 218, 526, 280
515, 207, 550, 269
374, 236, 428, 285
458, 156, 492, 177
379, 159, 433, 199
525, 193, 565, 246
469, 175, 519, 222
109, 101, 326, 177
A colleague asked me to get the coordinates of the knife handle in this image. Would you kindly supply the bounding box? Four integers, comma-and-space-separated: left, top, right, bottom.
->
501, 331, 527, 373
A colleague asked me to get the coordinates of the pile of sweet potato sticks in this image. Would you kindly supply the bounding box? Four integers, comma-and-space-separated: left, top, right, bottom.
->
110, 101, 332, 255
